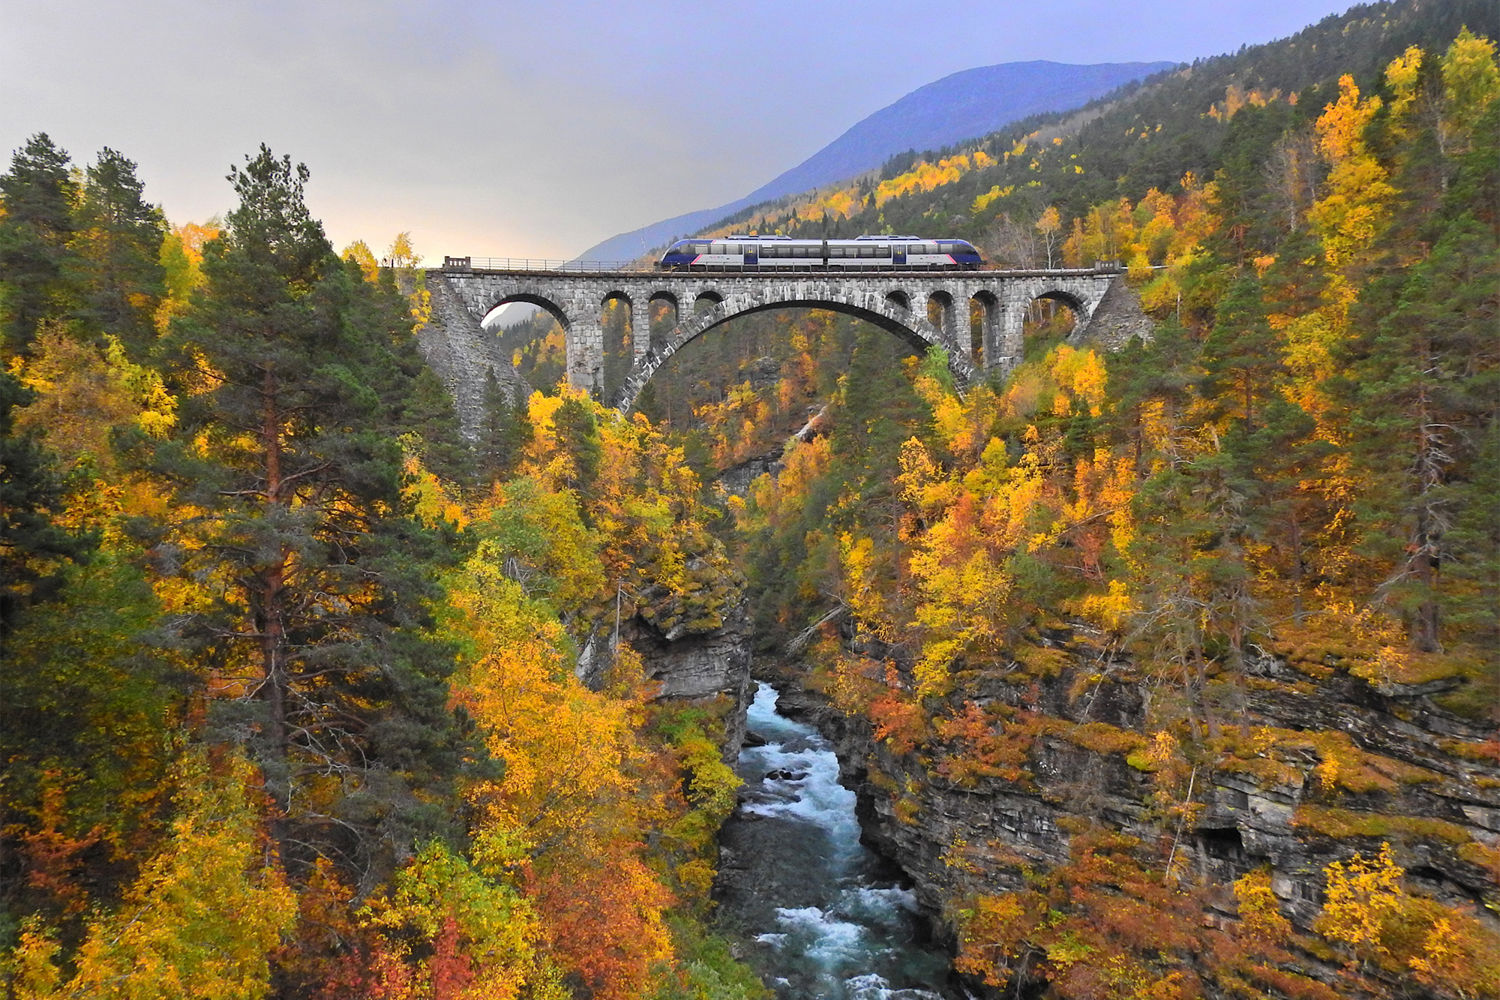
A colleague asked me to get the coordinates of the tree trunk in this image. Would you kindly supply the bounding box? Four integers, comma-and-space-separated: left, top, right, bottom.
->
259, 365, 290, 791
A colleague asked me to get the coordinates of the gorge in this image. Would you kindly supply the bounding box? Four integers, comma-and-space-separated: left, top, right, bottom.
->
2, 2, 1497, 998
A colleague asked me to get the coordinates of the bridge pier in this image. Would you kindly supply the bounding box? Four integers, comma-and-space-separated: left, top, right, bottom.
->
566, 305, 604, 396
636, 295, 660, 368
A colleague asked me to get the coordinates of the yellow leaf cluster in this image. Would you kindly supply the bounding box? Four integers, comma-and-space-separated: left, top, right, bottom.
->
875, 154, 979, 207
971, 184, 1015, 215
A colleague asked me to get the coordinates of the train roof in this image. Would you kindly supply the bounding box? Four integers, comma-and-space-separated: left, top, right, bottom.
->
671, 235, 973, 244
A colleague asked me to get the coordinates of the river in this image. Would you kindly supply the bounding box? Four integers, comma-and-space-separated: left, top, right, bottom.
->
714, 682, 964, 1000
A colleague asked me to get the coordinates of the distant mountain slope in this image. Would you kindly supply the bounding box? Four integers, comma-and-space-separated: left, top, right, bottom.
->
578, 60, 1172, 262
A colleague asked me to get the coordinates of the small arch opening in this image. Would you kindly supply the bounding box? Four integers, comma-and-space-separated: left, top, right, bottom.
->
601, 292, 635, 404
970, 291, 998, 367
484, 296, 567, 390
694, 290, 723, 316
1023, 292, 1081, 361
885, 290, 910, 312
648, 292, 679, 354
927, 290, 954, 340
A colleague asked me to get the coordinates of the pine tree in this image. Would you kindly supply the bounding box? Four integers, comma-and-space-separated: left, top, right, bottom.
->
0, 369, 92, 647
0, 134, 79, 356
405, 365, 474, 485
72, 148, 168, 358
1345, 216, 1500, 651
477, 372, 530, 484
152, 147, 462, 883
1199, 275, 1283, 430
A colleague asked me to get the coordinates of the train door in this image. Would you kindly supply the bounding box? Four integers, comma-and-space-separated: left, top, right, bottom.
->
892, 243, 906, 267
744, 243, 758, 269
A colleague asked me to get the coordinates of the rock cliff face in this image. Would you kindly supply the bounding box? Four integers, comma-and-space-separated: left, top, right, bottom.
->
632, 599, 755, 751
575, 572, 756, 752
760, 624, 1500, 995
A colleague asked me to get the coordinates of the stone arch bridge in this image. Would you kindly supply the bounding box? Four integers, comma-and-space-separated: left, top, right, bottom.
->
420, 260, 1127, 433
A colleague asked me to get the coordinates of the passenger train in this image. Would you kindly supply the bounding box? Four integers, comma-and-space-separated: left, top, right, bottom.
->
656, 235, 983, 271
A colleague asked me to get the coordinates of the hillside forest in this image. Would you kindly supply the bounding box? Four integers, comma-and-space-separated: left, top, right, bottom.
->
2, 2, 1499, 999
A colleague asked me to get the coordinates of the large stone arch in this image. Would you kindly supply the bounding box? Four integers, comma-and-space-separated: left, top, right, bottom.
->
477, 288, 572, 333
614, 287, 977, 413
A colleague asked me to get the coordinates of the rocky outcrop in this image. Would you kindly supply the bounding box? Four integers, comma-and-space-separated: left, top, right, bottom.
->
574, 568, 755, 753
633, 596, 755, 751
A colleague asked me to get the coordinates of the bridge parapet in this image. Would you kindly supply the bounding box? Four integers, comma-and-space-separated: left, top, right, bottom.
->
447, 256, 641, 273
420, 265, 1127, 425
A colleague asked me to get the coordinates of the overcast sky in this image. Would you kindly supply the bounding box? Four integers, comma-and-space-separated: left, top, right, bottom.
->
2, 0, 1355, 262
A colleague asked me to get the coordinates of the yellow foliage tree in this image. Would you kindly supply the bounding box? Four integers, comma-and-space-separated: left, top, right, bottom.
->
1439, 27, 1500, 155
341, 239, 379, 283
358, 841, 549, 1000
12, 751, 297, 1000
442, 536, 675, 997
1315, 842, 1405, 966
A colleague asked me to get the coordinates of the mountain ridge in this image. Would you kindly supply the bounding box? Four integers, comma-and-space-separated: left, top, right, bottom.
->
577, 59, 1173, 262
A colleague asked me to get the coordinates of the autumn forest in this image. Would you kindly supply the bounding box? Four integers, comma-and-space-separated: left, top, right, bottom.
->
3, 1, 1500, 998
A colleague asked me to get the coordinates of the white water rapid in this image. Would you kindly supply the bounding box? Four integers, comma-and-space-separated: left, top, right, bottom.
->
715, 682, 961, 1000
